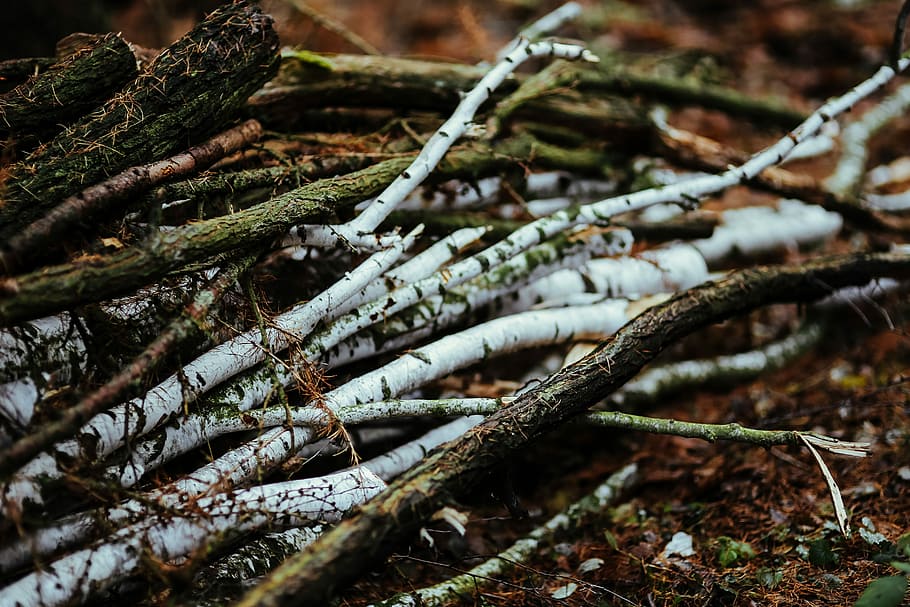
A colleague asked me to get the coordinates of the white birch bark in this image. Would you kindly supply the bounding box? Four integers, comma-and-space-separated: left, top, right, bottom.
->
204, 227, 632, 413
692, 200, 842, 266
826, 81, 910, 196
0, 468, 385, 607
359, 415, 484, 481
610, 321, 825, 407
323, 301, 631, 409
137, 301, 631, 529
864, 191, 910, 211
1, 228, 419, 516
282, 224, 407, 250
191, 525, 325, 603
0, 314, 84, 383
395, 172, 619, 215
867, 156, 910, 188
333, 226, 489, 317
494, 1, 582, 61
321, 228, 634, 370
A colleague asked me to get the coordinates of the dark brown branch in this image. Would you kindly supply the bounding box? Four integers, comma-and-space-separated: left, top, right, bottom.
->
0, 119, 264, 275
234, 250, 910, 606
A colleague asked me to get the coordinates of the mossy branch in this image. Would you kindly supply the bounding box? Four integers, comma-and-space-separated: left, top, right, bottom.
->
0, 33, 137, 140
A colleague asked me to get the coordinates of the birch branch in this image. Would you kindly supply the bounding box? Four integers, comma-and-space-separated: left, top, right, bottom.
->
373, 463, 637, 607
0, 313, 84, 385
0, 468, 385, 607
190, 526, 325, 606
826, 80, 910, 197
691, 200, 842, 267
494, 2, 583, 60
0, 251, 260, 479
0, 410, 481, 574
358, 416, 484, 482
0, 134, 603, 326
348, 39, 599, 233
206, 227, 633, 414
610, 321, 825, 409
137, 300, 634, 502
0, 229, 420, 516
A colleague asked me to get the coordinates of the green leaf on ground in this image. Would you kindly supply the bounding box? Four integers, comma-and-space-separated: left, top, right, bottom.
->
854, 575, 908, 607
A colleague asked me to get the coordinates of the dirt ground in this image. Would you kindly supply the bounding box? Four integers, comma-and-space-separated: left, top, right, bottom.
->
4, 1, 909, 605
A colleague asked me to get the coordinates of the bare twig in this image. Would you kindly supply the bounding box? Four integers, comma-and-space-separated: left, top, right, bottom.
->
283, 0, 381, 55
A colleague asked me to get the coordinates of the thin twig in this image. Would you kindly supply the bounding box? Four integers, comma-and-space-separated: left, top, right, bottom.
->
283, 0, 381, 56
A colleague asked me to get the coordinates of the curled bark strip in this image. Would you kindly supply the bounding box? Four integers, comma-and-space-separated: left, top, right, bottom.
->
0, 119, 264, 274
236, 251, 910, 606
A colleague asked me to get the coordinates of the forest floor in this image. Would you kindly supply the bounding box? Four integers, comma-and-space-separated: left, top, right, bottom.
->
267, 2, 910, 605
5, 0, 909, 605
123, 1, 908, 605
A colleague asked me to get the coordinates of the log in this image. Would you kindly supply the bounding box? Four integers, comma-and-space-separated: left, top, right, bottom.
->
0, 33, 137, 140
0, 0, 280, 241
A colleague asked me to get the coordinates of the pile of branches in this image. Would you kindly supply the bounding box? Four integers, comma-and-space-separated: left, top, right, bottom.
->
1, 1, 909, 605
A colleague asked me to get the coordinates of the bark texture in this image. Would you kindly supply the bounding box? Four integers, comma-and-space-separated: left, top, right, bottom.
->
0, 33, 137, 140
0, 0, 280, 241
